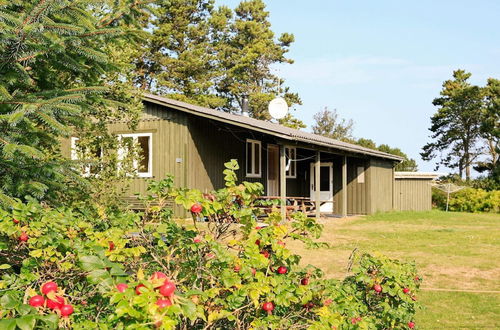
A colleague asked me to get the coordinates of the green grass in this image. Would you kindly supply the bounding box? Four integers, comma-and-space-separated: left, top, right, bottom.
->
287, 210, 500, 329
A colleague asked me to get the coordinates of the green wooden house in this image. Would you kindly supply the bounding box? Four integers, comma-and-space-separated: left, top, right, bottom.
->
63, 93, 404, 218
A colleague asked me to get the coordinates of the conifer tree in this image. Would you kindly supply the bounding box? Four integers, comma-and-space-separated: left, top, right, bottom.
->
421, 70, 483, 180
0, 0, 151, 205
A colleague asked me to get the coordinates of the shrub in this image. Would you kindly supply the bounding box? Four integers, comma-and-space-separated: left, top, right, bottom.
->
448, 188, 500, 213
0, 161, 421, 329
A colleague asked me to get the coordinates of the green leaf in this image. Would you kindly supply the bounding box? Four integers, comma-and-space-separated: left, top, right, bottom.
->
79, 255, 107, 271
16, 315, 36, 330
0, 264, 11, 269
0, 319, 16, 330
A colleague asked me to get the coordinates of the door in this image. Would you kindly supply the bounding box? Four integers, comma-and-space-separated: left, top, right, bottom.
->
267, 145, 279, 196
310, 163, 334, 212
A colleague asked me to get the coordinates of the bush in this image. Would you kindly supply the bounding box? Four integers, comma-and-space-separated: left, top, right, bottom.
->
0, 161, 421, 329
448, 188, 500, 213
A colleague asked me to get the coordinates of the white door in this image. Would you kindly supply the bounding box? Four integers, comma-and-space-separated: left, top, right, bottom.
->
267, 145, 279, 196
310, 163, 334, 213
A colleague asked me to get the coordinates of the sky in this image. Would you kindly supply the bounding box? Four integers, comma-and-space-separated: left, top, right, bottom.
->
216, 0, 500, 173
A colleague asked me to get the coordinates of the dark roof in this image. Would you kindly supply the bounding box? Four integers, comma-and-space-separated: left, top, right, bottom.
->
143, 93, 404, 162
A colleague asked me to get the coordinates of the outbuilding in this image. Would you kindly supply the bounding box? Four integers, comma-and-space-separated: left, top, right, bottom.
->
393, 172, 440, 211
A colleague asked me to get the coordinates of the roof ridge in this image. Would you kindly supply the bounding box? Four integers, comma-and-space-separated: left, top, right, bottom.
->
142, 93, 404, 162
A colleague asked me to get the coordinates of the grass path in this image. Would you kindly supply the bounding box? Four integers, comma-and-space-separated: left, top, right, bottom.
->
287, 211, 500, 329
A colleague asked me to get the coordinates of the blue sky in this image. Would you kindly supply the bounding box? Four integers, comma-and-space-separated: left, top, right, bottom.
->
217, 0, 500, 172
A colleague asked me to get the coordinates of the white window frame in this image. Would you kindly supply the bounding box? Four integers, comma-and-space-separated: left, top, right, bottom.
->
71, 137, 100, 177
246, 139, 262, 178
118, 133, 153, 178
285, 146, 297, 178
357, 166, 365, 184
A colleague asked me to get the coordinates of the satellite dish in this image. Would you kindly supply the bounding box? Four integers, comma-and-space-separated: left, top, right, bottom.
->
268, 97, 288, 120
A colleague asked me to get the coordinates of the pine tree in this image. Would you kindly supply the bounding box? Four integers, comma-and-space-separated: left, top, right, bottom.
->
421, 70, 483, 180
0, 0, 151, 205
215, 0, 302, 122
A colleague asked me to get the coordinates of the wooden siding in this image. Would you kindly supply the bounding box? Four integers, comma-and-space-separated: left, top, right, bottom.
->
60, 102, 398, 217
366, 158, 395, 213
394, 178, 433, 211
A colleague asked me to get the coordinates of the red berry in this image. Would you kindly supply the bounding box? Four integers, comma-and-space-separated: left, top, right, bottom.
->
159, 281, 176, 297
233, 265, 241, 272
135, 284, 146, 295
277, 266, 287, 274
260, 250, 270, 258
277, 240, 285, 247
262, 301, 274, 312
323, 299, 333, 306
301, 278, 309, 285
156, 298, 172, 309
150, 271, 168, 285
206, 252, 215, 259
46, 296, 65, 310
190, 204, 202, 214
403, 288, 410, 294
108, 241, 115, 251
408, 321, 415, 329
373, 284, 382, 293
29, 295, 45, 307
255, 226, 263, 230
255, 239, 261, 246
41, 281, 58, 295
59, 304, 74, 317
116, 283, 128, 293
13, 218, 19, 224
251, 268, 256, 276
19, 232, 29, 242
193, 237, 202, 243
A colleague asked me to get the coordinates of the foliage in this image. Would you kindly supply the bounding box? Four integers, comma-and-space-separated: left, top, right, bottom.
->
312, 107, 354, 142
135, 0, 304, 127
421, 70, 499, 180
0, 0, 151, 206
355, 139, 418, 172
0, 162, 421, 329
432, 187, 500, 213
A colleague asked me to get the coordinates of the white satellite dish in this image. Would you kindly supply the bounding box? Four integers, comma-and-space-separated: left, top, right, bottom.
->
268, 97, 288, 120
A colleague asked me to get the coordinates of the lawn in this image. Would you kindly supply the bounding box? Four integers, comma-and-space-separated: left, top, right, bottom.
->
287, 210, 500, 329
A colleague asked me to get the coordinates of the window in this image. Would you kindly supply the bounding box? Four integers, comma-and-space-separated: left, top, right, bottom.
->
246, 139, 261, 177
285, 147, 296, 178
70, 137, 102, 177
118, 133, 153, 177
357, 166, 365, 183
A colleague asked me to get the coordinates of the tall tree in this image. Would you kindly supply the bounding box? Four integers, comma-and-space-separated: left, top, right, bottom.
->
421, 70, 483, 180
477, 78, 500, 175
0, 0, 150, 205
215, 0, 302, 123
312, 108, 354, 141
139, 0, 225, 108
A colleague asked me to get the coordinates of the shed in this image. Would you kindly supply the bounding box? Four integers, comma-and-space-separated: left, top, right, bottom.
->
393, 172, 440, 211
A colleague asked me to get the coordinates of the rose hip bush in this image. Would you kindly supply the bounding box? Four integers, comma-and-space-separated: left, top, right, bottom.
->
0, 161, 421, 329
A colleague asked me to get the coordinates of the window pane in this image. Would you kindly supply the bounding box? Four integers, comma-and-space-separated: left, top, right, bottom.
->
254, 143, 260, 174
291, 149, 296, 176
320, 166, 330, 191
247, 142, 252, 174
138, 136, 150, 173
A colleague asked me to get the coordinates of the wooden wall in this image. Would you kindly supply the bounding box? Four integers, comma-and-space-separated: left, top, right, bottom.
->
366, 158, 395, 213
394, 178, 433, 211
60, 101, 399, 216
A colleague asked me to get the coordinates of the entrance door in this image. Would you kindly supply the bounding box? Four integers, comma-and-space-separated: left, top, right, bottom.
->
310, 163, 334, 212
267, 145, 279, 196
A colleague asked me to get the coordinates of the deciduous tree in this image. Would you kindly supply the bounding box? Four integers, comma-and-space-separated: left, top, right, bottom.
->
312, 108, 354, 141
